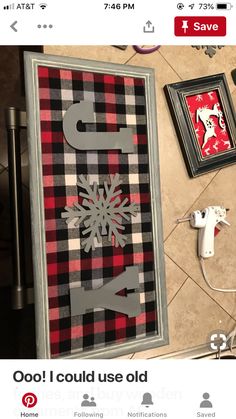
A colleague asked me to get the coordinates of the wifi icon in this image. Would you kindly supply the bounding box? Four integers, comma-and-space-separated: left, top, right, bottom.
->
39, 3, 47, 9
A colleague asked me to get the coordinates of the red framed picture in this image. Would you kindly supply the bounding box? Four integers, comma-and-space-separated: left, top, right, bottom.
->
165, 74, 236, 177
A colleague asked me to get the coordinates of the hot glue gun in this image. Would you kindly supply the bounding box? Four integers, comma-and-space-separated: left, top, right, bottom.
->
177, 206, 230, 258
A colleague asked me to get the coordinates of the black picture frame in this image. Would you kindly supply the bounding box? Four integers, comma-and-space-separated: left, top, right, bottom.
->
164, 73, 236, 177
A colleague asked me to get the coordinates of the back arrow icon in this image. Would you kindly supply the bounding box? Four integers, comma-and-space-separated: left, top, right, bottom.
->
10, 21, 18, 32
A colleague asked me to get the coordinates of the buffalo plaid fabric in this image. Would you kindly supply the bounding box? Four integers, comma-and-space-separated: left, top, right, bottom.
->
38, 65, 157, 357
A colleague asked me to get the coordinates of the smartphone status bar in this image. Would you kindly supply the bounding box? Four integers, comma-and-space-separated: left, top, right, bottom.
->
0, 0, 235, 44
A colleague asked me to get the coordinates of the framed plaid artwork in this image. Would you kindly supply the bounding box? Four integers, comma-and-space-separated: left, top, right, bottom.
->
24, 52, 168, 358
164, 74, 236, 177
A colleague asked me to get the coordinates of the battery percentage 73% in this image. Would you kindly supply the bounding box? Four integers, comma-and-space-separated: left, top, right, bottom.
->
199, 3, 215, 9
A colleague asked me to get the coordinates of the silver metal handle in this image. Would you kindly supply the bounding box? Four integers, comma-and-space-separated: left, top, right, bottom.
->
5, 107, 27, 309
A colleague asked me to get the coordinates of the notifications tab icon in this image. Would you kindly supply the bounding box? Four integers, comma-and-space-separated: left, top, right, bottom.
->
175, 16, 227, 36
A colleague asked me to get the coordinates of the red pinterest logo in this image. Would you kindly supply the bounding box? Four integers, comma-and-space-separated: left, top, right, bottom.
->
22, 393, 38, 408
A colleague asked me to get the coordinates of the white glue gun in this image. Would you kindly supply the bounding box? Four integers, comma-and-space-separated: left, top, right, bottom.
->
177, 206, 230, 258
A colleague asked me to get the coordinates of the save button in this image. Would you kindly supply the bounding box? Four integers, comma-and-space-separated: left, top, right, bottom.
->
175, 16, 226, 36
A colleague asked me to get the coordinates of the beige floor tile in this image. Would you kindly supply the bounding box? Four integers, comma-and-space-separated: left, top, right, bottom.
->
133, 278, 236, 359
159, 46, 236, 93
127, 51, 216, 238
165, 164, 236, 320
165, 254, 188, 304
116, 354, 134, 359
44, 46, 135, 64
231, 89, 236, 107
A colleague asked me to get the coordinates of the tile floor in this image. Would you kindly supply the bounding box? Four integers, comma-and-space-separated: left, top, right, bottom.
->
45, 45, 236, 358
1, 46, 236, 358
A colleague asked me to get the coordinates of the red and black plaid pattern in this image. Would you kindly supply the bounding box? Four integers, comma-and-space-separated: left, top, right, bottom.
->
38, 65, 157, 357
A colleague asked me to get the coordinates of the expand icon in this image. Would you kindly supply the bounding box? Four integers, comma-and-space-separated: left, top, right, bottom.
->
208, 330, 227, 351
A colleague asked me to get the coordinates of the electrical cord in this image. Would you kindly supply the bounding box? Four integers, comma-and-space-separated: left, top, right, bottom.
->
227, 326, 236, 354
200, 257, 236, 293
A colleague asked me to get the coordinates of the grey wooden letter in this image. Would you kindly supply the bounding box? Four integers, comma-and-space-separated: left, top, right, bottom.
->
63, 102, 134, 153
70, 266, 141, 318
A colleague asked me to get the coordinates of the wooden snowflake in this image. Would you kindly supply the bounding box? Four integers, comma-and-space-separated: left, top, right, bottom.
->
61, 173, 139, 252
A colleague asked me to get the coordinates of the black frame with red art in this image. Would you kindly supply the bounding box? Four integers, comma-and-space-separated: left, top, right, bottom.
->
164, 73, 236, 177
